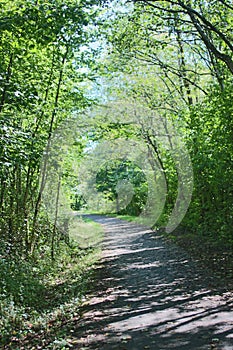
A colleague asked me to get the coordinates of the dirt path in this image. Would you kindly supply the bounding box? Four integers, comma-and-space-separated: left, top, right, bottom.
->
71, 215, 233, 350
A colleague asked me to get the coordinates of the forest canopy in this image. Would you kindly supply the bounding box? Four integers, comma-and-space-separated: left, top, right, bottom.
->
0, 0, 233, 346
0, 0, 232, 257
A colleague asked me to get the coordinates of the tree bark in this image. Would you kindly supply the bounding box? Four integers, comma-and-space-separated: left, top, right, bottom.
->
51, 174, 61, 260
30, 46, 69, 254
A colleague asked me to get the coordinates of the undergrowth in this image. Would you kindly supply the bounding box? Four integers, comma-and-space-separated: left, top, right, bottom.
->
0, 215, 103, 349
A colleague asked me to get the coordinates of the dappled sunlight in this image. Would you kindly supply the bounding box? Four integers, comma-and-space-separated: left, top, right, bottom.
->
69, 216, 233, 349
103, 246, 164, 259
122, 261, 163, 270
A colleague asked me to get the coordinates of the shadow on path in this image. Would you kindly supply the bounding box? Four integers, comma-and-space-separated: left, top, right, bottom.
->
70, 215, 233, 350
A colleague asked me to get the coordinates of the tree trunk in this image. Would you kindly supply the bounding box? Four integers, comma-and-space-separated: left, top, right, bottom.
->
51, 174, 61, 260
30, 46, 69, 255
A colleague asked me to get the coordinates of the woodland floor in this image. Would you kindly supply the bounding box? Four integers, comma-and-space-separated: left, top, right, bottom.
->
68, 215, 233, 350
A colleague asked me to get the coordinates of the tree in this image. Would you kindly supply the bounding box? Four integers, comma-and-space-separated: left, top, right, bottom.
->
80, 0, 233, 240
96, 159, 148, 215
132, 0, 233, 76
0, 0, 102, 257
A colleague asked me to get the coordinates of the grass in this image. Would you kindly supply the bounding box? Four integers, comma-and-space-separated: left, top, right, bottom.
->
70, 214, 103, 248
0, 215, 104, 349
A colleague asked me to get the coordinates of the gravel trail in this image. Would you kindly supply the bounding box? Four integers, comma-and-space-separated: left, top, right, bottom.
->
72, 215, 233, 350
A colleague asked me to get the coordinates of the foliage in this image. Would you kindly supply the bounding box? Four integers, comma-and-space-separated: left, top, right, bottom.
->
0, 0, 101, 257
0, 216, 103, 348
96, 159, 148, 215
130, 0, 233, 77
182, 80, 233, 243
83, 0, 233, 248
1, 0, 233, 346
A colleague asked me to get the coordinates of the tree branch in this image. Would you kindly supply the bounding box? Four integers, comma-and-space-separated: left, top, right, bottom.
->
178, 0, 233, 52
188, 11, 233, 74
